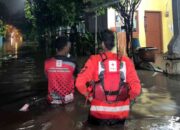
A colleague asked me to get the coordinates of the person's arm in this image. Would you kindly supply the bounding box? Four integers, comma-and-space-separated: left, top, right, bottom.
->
126, 58, 141, 100
75, 56, 96, 98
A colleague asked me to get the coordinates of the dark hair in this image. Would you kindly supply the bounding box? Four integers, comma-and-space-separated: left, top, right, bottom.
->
101, 30, 115, 50
54, 36, 70, 51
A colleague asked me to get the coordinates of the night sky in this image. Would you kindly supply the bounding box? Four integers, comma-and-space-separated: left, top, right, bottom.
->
0, 0, 27, 32
0, 0, 25, 15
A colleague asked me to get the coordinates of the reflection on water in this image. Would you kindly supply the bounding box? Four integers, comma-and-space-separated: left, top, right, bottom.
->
126, 116, 180, 130
17, 120, 35, 130
1, 53, 180, 130
132, 87, 178, 116
16, 115, 180, 130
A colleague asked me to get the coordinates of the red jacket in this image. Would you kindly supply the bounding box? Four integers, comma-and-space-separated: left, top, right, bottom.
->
45, 55, 76, 104
76, 52, 141, 119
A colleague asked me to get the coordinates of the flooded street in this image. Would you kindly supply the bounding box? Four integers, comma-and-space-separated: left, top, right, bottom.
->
0, 47, 180, 130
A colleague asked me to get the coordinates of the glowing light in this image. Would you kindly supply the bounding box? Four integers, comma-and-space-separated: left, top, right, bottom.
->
4, 24, 23, 58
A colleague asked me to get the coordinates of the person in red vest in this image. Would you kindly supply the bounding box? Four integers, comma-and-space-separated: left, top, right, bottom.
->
75, 30, 141, 126
45, 36, 77, 105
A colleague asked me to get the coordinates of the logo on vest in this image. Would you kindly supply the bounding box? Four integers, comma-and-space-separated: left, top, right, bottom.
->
56, 60, 62, 67
109, 60, 117, 72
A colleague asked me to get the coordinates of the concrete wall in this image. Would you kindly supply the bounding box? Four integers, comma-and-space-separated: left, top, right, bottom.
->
168, 0, 180, 56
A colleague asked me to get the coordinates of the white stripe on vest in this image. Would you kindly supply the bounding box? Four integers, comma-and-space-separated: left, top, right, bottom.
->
120, 61, 126, 82
90, 105, 129, 112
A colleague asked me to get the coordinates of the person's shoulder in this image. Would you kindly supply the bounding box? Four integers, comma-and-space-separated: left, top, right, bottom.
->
89, 54, 98, 58
121, 56, 133, 62
89, 54, 101, 61
45, 57, 52, 61
54, 55, 74, 63
45, 57, 54, 63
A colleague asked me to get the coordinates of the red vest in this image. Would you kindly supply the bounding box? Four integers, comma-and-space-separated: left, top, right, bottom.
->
45, 56, 76, 104
89, 53, 130, 119
76, 52, 141, 120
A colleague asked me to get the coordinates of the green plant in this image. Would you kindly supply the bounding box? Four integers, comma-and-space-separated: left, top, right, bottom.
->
0, 20, 6, 37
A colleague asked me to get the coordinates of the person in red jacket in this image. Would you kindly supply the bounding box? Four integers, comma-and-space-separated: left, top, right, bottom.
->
75, 30, 141, 126
45, 36, 77, 105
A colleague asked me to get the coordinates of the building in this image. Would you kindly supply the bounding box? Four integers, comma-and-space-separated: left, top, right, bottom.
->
85, 0, 173, 54
138, 0, 173, 53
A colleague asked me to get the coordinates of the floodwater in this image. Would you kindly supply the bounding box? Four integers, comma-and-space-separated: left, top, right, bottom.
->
0, 49, 180, 130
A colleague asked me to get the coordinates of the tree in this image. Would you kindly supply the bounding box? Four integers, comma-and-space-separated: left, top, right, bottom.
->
114, 0, 142, 57
24, 0, 36, 27
24, 0, 84, 56
86, 0, 142, 57
0, 2, 8, 37
0, 20, 6, 37
24, 0, 84, 37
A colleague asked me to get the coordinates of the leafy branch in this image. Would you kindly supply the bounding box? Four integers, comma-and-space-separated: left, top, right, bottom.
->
0, 20, 6, 37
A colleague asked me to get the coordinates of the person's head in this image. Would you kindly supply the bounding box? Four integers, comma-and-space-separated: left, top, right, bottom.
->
55, 36, 71, 55
101, 30, 115, 51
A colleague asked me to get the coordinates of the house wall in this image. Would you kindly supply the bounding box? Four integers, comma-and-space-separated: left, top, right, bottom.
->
85, 0, 173, 53
138, 0, 173, 53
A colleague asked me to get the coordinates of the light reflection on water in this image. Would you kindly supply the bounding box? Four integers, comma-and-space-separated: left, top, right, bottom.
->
16, 115, 180, 130
127, 116, 180, 130
132, 87, 178, 117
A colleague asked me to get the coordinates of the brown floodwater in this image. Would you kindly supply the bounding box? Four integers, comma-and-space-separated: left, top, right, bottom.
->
0, 52, 180, 130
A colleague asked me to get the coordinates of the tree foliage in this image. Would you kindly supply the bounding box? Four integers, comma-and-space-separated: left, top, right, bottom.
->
24, 0, 84, 37
24, 0, 84, 56
24, 0, 36, 27
0, 2, 8, 37
0, 20, 6, 37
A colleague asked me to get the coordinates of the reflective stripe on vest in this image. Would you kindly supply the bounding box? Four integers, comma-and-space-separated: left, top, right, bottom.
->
90, 105, 130, 112
120, 61, 126, 82
63, 61, 76, 69
90, 99, 130, 119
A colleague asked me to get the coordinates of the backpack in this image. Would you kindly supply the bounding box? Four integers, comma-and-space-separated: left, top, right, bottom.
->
88, 53, 130, 103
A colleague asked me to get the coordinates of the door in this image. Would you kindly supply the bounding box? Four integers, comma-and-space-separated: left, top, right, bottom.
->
145, 11, 162, 53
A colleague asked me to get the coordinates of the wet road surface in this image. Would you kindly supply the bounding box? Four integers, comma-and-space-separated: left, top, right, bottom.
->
0, 48, 180, 130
